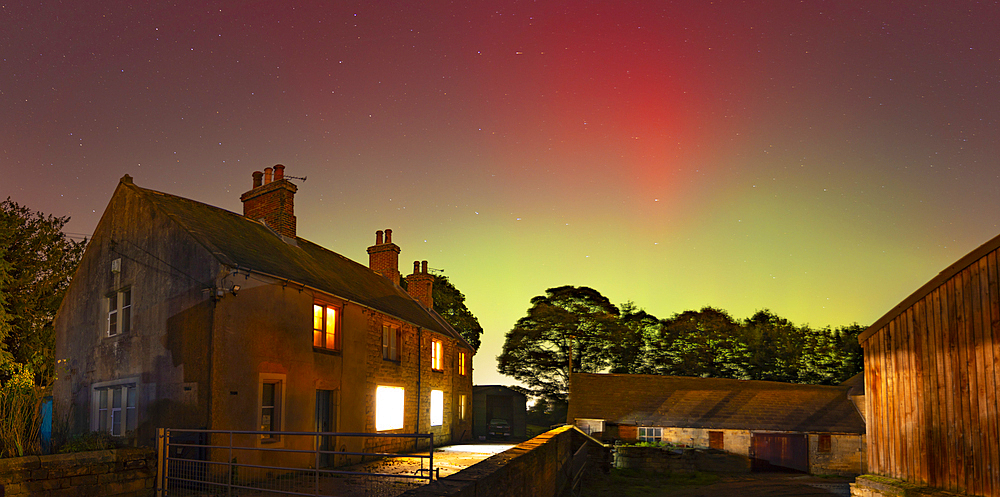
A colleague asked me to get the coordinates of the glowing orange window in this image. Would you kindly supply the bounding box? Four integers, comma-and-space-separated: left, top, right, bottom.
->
431, 339, 443, 371
313, 303, 340, 350
458, 352, 467, 375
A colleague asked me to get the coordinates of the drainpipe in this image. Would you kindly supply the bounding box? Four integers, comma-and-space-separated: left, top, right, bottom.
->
416, 327, 422, 451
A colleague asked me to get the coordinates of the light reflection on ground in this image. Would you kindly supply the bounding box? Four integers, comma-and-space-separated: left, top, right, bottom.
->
434, 443, 516, 455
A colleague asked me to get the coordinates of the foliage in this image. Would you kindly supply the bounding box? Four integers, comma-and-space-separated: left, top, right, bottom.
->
497, 286, 626, 405
431, 275, 484, 350
401, 274, 484, 350
499, 286, 866, 393
56, 431, 127, 453
0, 360, 44, 458
0, 198, 86, 386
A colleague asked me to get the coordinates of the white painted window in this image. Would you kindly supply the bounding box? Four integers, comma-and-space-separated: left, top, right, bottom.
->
430, 390, 443, 426
376, 385, 405, 431
107, 288, 131, 337
576, 418, 605, 435
92, 379, 138, 436
259, 374, 285, 442
638, 427, 662, 442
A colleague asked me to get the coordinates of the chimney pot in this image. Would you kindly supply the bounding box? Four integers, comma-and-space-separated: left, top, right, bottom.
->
385, 229, 392, 243
264, 167, 273, 184
376, 230, 384, 245
252, 171, 263, 188
273, 164, 285, 180
421, 260, 428, 274
240, 167, 297, 238
413, 261, 420, 273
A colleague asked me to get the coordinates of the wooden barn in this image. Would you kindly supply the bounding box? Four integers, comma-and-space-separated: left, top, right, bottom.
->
857, 234, 1000, 496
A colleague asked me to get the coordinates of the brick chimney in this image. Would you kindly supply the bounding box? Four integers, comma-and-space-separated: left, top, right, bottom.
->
406, 260, 434, 309
367, 229, 401, 285
240, 164, 297, 238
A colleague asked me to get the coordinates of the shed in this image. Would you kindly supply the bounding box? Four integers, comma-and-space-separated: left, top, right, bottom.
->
859, 232, 1000, 496
472, 385, 527, 439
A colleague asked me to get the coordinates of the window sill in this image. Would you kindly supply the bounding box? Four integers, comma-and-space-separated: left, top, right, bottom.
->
431, 369, 444, 374
382, 358, 401, 364
313, 347, 341, 356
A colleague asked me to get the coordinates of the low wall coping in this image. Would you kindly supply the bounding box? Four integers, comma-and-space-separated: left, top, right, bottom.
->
852, 475, 966, 497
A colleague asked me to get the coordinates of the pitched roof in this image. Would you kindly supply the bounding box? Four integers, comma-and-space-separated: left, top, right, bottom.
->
124, 179, 470, 347
568, 373, 865, 434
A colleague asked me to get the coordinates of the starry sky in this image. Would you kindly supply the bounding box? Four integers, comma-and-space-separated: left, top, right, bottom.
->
4, 1, 1000, 387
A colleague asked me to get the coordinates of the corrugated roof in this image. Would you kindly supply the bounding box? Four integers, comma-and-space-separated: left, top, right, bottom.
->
127, 180, 469, 346
568, 373, 865, 434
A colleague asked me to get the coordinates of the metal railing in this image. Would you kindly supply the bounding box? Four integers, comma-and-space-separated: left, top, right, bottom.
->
156, 428, 435, 497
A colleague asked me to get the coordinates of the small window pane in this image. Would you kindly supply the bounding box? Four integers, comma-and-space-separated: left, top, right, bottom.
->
262, 383, 275, 407
99, 389, 108, 409
313, 305, 324, 347
325, 307, 337, 348
113, 387, 122, 409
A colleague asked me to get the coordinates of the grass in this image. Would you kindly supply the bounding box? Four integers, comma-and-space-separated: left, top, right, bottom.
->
581, 468, 719, 496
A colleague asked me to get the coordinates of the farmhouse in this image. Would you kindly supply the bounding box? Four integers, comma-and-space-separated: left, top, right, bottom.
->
857, 232, 1000, 496
52, 166, 475, 464
567, 372, 866, 475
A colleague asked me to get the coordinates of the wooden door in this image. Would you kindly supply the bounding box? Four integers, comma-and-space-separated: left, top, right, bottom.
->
750, 433, 808, 472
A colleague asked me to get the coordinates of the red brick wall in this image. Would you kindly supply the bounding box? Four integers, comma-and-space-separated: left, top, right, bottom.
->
240, 180, 297, 238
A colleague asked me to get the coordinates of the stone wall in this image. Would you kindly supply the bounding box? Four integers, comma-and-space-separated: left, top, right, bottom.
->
0, 448, 156, 497
614, 446, 751, 474
810, 433, 866, 476
850, 475, 965, 497
399, 425, 609, 497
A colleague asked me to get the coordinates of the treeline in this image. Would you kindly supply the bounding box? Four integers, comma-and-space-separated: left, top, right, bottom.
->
498, 286, 864, 407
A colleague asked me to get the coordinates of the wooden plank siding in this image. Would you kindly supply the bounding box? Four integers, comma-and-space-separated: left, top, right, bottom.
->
861, 245, 1000, 496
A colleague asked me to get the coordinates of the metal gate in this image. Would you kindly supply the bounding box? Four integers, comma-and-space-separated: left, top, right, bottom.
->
750, 433, 808, 472
156, 429, 435, 496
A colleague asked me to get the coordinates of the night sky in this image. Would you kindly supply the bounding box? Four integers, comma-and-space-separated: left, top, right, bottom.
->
5, 2, 1000, 386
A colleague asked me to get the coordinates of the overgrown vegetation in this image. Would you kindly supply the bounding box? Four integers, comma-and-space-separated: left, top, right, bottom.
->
56, 431, 129, 453
499, 286, 865, 410
0, 199, 86, 458
581, 468, 718, 497
0, 361, 45, 457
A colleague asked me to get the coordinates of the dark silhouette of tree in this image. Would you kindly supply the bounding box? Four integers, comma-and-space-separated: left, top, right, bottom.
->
497, 286, 625, 405
0, 199, 86, 385
430, 275, 483, 350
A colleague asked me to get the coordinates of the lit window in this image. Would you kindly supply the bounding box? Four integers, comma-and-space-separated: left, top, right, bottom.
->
94, 383, 136, 436
382, 324, 401, 361
376, 385, 405, 431
107, 289, 131, 337
430, 390, 443, 426
458, 352, 467, 375
313, 303, 340, 350
638, 427, 661, 442
459, 394, 468, 421
431, 339, 443, 371
259, 376, 284, 442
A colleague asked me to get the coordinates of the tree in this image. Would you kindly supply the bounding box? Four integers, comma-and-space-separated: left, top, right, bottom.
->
0, 199, 86, 385
649, 307, 745, 378
616, 302, 659, 374
431, 275, 483, 350
497, 286, 625, 405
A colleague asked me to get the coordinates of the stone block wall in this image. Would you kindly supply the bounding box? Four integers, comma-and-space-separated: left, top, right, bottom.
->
0, 448, 156, 497
809, 433, 866, 476
615, 446, 751, 474
399, 425, 608, 497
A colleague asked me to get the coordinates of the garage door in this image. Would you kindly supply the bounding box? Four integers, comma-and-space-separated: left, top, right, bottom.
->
750, 433, 808, 472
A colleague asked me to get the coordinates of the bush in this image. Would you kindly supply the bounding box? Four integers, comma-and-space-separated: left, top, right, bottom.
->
57, 431, 129, 453
0, 361, 44, 458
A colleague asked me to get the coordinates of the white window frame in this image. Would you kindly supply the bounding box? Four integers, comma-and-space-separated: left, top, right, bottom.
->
91, 377, 139, 436
106, 288, 131, 337
430, 390, 444, 427
576, 418, 605, 435
375, 385, 405, 431
382, 323, 401, 361
638, 427, 662, 442
258, 373, 286, 445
